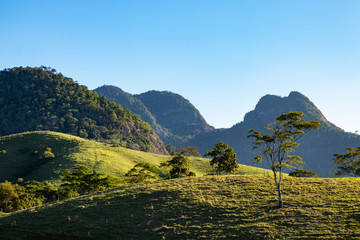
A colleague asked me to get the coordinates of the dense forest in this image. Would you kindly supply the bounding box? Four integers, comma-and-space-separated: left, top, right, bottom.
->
0, 67, 167, 154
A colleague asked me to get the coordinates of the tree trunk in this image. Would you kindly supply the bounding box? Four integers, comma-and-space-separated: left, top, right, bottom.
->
276, 182, 283, 208
273, 171, 283, 208
5, 200, 8, 213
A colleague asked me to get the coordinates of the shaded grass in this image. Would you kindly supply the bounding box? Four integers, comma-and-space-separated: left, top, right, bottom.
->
0, 176, 359, 239
0, 131, 272, 183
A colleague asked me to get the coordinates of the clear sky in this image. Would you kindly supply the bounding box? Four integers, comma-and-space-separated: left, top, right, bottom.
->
1, 0, 359, 133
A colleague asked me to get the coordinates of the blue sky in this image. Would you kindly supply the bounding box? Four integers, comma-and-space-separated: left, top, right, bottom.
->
1, 0, 360, 132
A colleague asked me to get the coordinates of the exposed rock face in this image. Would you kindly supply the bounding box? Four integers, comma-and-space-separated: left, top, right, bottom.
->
94, 86, 215, 146
0, 67, 168, 155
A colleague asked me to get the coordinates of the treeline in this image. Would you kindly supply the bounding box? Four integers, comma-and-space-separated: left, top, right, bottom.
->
0, 145, 234, 213
0, 166, 123, 213
0, 66, 166, 153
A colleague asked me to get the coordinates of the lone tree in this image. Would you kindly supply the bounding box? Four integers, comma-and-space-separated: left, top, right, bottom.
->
333, 146, 360, 177
248, 111, 321, 208
204, 142, 239, 175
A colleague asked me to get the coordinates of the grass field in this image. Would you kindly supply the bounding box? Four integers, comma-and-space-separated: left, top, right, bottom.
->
0, 175, 359, 239
0, 131, 272, 183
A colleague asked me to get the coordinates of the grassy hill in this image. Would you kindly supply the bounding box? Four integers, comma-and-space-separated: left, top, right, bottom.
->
0, 175, 359, 239
0, 131, 270, 183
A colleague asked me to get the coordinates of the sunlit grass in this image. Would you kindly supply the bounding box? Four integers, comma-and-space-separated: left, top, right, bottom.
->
0, 131, 272, 184
0, 175, 359, 239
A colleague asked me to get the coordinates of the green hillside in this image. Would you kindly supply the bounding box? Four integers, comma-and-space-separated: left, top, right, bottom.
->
0, 131, 270, 183
1, 175, 359, 239
0, 67, 167, 154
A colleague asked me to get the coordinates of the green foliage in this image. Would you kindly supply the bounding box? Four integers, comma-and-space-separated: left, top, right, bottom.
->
204, 142, 239, 175
125, 162, 159, 184
0, 181, 31, 213
248, 111, 321, 208
60, 166, 121, 197
333, 146, 360, 177
0, 67, 167, 154
1, 176, 360, 239
22, 180, 46, 206
161, 154, 195, 178
173, 146, 201, 157
43, 147, 55, 159
289, 169, 318, 178
165, 144, 177, 155
21, 180, 59, 206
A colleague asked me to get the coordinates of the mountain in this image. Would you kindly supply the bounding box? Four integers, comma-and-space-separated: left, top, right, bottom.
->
0, 131, 271, 183
1, 175, 360, 239
186, 91, 360, 177
94, 85, 360, 177
0, 67, 167, 154
94, 85, 215, 146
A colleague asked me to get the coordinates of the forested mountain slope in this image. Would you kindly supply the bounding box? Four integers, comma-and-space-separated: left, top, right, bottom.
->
186, 92, 360, 177
0, 67, 167, 154
94, 85, 215, 146
94, 85, 360, 177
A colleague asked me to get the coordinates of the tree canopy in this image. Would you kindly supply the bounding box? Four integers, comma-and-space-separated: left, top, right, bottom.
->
173, 146, 201, 157
289, 169, 318, 178
204, 142, 239, 175
161, 154, 195, 179
61, 166, 121, 197
333, 146, 360, 177
248, 111, 321, 208
125, 162, 159, 184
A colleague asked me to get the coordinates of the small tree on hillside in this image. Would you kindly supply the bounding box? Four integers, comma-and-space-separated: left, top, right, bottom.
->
61, 166, 120, 197
333, 146, 360, 177
173, 146, 201, 157
161, 154, 195, 179
0, 181, 30, 213
289, 169, 318, 178
204, 142, 239, 175
248, 111, 321, 208
125, 162, 159, 184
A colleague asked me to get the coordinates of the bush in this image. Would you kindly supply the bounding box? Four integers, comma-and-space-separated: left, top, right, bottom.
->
289, 169, 318, 178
